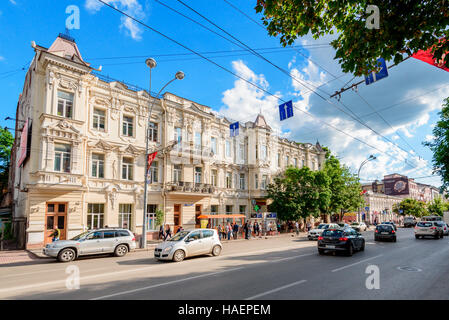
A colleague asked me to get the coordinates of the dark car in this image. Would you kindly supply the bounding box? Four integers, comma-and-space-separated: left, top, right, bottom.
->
382, 221, 397, 231
317, 227, 365, 256
374, 224, 396, 242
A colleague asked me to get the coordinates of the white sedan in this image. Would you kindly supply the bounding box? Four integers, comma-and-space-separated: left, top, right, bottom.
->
308, 223, 340, 240
350, 222, 368, 232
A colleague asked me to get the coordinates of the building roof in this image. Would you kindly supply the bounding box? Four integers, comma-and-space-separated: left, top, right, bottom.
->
46, 34, 90, 67
252, 114, 271, 130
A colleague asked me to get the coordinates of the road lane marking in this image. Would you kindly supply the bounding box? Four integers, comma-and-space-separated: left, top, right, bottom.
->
90, 267, 244, 300
331, 254, 383, 273
273, 253, 315, 262
244, 280, 307, 300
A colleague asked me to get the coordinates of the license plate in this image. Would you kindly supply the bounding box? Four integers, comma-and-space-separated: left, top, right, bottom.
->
326, 245, 335, 249
381, 232, 389, 235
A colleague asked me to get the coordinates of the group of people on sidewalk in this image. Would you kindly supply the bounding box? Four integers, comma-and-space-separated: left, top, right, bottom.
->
158, 224, 185, 241
215, 221, 264, 241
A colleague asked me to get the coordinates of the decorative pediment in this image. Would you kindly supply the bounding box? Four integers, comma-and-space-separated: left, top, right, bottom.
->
110, 81, 128, 91
123, 144, 143, 156
92, 139, 114, 151
43, 120, 80, 135
137, 90, 150, 99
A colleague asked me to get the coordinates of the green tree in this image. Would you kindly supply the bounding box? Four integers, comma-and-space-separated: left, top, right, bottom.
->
255, 0, 449, 76
424, 97, 449, 194
323, 153, 365, 220
0, 127, 14, 201
393, 198, 427, 217
426, 197, 448, 216
267, 167, 331, 222
155, 209, 165, 227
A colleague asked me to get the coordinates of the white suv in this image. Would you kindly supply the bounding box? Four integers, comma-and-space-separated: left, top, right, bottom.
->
308, 223, 340, 240
414, 221, 444, 239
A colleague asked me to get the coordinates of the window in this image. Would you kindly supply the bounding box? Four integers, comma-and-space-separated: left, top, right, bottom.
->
239, 173, 245, 190
54, 144, 71, 173
294, 158, 298, 168
119, 204, 132, 229
174, 127, 182, 151
93, 108, 105, 131
211, 169, 217, 187
195, 167, 202, 184
255, 174, 259, 189
202, 230, 214, 238
150, 161, 158, 183
91, 153, 104, 178
123, 116, 134, 137
57, 91, 73, 118
285, 155, 289, 167
211, 137, 217, 155
226, 205, 233, 214
87, 203, 104, 229
261, 175, 268, 190
255, 144, 258, 160
104, 231, 116, 239
302, 159, 305, 167
239, 143, 245, 161
122, 157, 133, 180
147, 204, 158, 230
239, 205, 246, 214
194, 132, 202, 153
277, 153, 281, 167
173, 164, 182, 182
149, 122, 158, 142
211, 205, 218, 214
261, 145, 267, 160
226, 172, 232, 188
226, 140, 231, 157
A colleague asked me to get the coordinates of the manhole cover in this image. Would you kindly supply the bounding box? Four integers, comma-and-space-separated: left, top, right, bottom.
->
397, 266, 422, 272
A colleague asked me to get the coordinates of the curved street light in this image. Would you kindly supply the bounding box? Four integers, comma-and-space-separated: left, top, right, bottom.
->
141, 59, 185, 248
357, 155, 377, 224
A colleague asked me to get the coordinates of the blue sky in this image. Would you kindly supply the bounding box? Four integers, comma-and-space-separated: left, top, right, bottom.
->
1, 0, 448, 188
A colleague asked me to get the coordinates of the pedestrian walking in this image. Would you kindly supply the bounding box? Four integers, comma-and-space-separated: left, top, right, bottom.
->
158, 225, 165, 240
295, 221, 299, 236
233, 223, 239, 240
217, 224, 222, 240
306, 221, 312, 232
244, 222, 249, 239
226, 223, 232, 240
164, 224, 172, 240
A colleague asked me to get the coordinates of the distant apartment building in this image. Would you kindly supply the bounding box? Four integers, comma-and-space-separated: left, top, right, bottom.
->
10, 34, 326, 249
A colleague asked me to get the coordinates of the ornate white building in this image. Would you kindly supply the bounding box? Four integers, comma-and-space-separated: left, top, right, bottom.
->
10, 35, 326, 249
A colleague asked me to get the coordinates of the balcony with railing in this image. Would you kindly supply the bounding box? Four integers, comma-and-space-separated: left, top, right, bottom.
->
165, 181, 215, 194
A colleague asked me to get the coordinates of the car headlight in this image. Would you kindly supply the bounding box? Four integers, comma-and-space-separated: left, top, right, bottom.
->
163, 246, 173, 253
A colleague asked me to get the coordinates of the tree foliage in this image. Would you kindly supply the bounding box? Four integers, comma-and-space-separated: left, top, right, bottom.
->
424, 97, 449, 193
255, 0, 449, 76
392, 198, 427, 217
426, 197, 448, 216
0, 127, 14, 196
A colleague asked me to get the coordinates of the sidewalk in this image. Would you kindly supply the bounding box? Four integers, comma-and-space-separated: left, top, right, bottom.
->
0, 250, 42, 265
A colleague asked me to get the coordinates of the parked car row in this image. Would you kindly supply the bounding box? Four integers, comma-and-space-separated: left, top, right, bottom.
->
414, 221, 447, 239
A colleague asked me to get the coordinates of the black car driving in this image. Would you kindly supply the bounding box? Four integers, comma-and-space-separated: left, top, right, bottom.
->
382, 221, 397, 231
317, 227, 365, 256
374, 224, 396, 242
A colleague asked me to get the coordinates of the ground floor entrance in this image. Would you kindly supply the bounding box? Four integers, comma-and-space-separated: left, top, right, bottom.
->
44, 202, 67, 245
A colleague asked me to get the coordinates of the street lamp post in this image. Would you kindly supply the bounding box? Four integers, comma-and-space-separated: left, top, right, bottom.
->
141, 59, 185, 249
357, 155, 376, 223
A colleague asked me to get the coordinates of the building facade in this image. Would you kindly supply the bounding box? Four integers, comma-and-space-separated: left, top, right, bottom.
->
11, 35, 326, 249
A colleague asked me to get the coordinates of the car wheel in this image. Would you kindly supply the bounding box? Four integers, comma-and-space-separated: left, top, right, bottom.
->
58, 248, 76, 262
374, 236, 378, 241
114, 244, 128, 257
415, 235, 420, 239
173, 249, 185, 262
360, 241, 365, 251
393, 237, 397, 242
212, 245, 222, 256
440, 233, 444, 239
318, 249, 325, 255
346, 244, 354, 256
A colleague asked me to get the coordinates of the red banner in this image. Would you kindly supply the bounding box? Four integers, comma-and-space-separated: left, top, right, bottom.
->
412, 41, 449, 72
17, 119, 28, 167
147, 151, 158, 167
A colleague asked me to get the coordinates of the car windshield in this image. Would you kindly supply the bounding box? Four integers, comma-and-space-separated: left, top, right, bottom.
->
317, 224, 328, 229
322, 229, 344, 237
351, 223, 359, 226
417, 222, 432, 227
168, 231, 190, 241
71, 231, 90, 240
377, 225, 392, 232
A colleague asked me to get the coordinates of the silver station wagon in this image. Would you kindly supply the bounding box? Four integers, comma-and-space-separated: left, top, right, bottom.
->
43, 228, 137, 262
155, 228, 222, 262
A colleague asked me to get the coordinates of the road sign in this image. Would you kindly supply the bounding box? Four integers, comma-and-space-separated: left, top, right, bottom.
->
365, 58, 388, 85
365, 206, 370, 211
230, 122, 239, 137
279, 100, 294, 121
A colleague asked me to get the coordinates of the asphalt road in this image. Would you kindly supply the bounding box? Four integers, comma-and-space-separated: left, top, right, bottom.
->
1, 228, 449, 300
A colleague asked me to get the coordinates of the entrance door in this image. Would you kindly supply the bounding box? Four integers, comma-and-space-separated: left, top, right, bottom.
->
195, 204, 202, 228
173, 204, 181, 233
44, 203, 67, 245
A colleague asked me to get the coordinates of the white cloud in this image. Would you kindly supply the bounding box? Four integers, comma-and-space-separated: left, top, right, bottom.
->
85, 0, 145, 40
9, 0, 17, 5
0, 56, 5, 61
